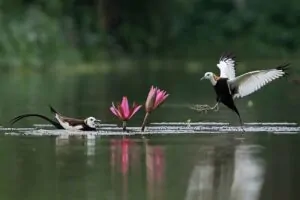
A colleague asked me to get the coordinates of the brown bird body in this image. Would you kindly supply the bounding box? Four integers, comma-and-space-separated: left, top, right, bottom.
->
10, 105, 101, 131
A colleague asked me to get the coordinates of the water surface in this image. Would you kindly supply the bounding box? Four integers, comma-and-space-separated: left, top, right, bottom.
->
0, 63, 299, 200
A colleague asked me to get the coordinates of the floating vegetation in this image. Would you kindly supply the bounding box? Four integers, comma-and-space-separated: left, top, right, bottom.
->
150, 122, 230, 126
3, 122, 300, 137
32, 123, 117, 128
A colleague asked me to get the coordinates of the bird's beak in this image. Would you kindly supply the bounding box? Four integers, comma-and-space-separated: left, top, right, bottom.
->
95, 119, 102, 127
200, 76, 205, 81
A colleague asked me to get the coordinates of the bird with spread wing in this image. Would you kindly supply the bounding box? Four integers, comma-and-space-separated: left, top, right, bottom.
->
190, 52, 289, 127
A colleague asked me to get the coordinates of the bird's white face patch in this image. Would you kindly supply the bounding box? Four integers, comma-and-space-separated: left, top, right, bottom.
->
202, 72, 218, 85
203, 72, 214, 79
85, 117, 101, 128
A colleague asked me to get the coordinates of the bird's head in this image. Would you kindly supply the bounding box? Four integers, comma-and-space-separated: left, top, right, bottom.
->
84, 117, 101, 128
201, 72, 214, 80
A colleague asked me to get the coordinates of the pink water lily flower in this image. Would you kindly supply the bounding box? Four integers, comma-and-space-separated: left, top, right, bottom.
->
145, 86, 169, 112
110, 96, 142, 131
141, 86, 169, 131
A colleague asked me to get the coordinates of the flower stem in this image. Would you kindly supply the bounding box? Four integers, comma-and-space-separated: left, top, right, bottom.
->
122, 121, 127, 131
141, 112, 150, 132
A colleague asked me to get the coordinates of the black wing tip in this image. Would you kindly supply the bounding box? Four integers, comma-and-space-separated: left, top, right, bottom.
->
276, 63, 290, 76
219, 51, 236, 62
276, 63, 290, 70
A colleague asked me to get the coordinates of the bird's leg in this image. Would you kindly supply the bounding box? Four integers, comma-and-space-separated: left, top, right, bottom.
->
212, 103, 219, 112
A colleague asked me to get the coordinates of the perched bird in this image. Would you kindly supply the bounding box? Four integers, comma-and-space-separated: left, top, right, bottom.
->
10, 105, 101, 131
198, 52, 289, 126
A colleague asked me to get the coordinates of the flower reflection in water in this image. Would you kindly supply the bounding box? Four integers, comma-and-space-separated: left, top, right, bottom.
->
110, 138, 166, 200
110, 138, 142, 200
146, 142, 165, 200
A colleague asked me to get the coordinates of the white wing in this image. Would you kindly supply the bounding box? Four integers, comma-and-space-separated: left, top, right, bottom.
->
217, 53, 236, 80
229, 64, 289, 99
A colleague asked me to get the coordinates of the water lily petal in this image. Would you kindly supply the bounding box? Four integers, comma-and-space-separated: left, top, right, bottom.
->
155, 90, 164, 102
154, 90, 169, 109
129, 104, 142, 119
121, 96, 130, 118
158, 93, 169, 107
110, 107, 119, 117
132, 102, 138, 109
110, 103, 122, 119
161, 93, 169, 102
111, 97, 142, 121
147, 86, 156, 100
117, 104, 125, 120
145, 86, 157, 112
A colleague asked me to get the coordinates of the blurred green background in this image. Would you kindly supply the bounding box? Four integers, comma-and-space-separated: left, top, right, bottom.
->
0, 0, 298, 127
0, 0, 300, 69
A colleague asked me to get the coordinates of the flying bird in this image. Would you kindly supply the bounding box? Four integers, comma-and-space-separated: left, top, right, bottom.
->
195, 52, 289, 127
10, 105, 101, 131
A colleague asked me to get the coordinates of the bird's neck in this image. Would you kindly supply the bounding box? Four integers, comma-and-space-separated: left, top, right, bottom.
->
209, 74, 220, 86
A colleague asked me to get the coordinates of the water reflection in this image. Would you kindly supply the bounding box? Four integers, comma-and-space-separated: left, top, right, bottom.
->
110, 138, 141, 175
185, 144, 265, 200
110, 138, 143, 200
185, 146, 216, 200
145, 142, 165, 200
230, 145, 265, 200
109, 138, 167, 200
34, 135, 268, 200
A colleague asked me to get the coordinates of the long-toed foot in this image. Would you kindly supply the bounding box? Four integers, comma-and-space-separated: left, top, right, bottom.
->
189, 104, 213, 113
213, 104, 219, 112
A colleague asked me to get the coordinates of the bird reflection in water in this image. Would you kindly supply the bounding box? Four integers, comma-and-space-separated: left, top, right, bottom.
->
185, 144, 265, 200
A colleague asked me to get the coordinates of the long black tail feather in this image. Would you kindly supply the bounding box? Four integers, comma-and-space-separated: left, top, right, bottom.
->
231, 106, 245, 132
49, 105, 58, 114
236, 113, 245, 132
9, 114, 63, 129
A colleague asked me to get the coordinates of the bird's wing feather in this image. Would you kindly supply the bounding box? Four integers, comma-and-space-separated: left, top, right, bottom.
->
57, 115, 85, 126
49, 105, 85, 126
229, 64, 288, 98
217, 52, 236, 80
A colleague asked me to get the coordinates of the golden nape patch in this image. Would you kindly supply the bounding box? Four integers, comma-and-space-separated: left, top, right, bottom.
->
213, 74, 220, 81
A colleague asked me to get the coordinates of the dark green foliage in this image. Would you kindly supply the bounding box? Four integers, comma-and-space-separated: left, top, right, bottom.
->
0, 0, 298, 68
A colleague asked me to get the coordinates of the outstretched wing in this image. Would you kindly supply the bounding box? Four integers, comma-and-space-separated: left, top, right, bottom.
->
217, 52, 237, 80
229, 63, 289, 99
